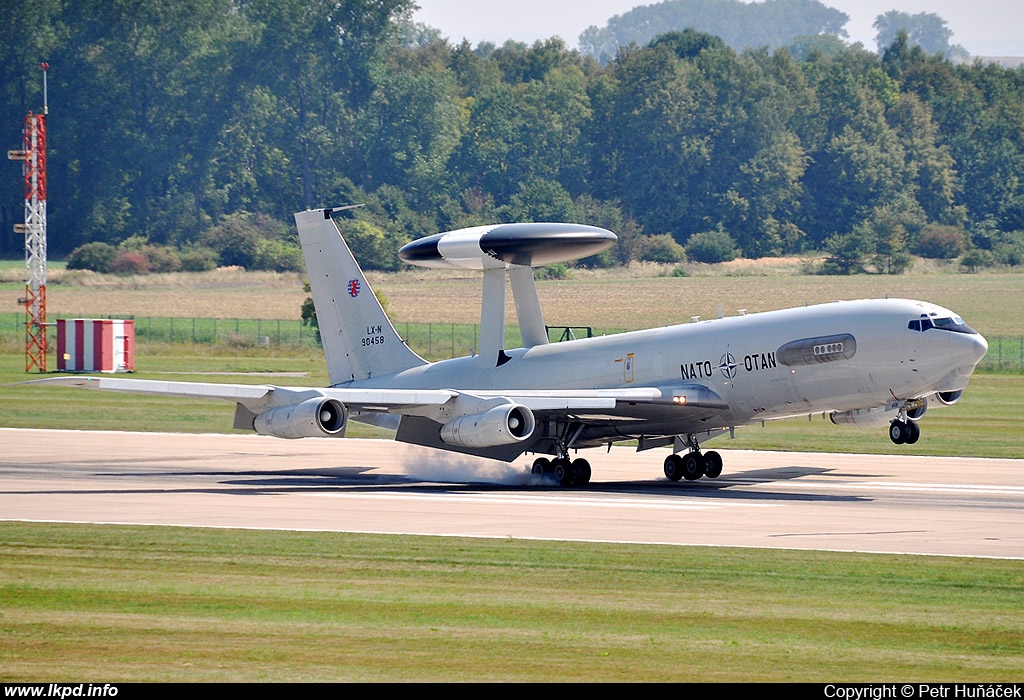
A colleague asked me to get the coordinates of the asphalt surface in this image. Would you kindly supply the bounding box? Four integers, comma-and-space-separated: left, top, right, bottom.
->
2, 428, 1022, 558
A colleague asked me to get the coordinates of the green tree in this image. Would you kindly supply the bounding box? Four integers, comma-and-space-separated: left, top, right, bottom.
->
503, 179, 577, 223
802, 71, 910, 244
914, 224, 967, 259
356, 64, 467, 199
198, 212, 291, 269
602, 42, 712, 238
66, 242, 118, 273
339, 218, 407, 271
960, 247, 993, 272
636, 233, 686, 263
8, 0, 1024, 273
241, 0, 413, 210
449, 83, 524, 203
685, 230, 739, 263
517, 66, 593, 195
491, 37, 580, 84
51, 0, 258, 246
580, 0, 849, 64
873, 12, 968, 61
821, 227, 872, 275
861, 199, 921, 274
889, 93, 960, 225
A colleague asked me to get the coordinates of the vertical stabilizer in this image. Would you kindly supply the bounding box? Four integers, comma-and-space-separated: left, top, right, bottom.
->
295, 208, 426, 384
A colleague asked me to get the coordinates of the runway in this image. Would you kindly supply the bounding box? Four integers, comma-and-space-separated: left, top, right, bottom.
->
2, 427, 1022, 559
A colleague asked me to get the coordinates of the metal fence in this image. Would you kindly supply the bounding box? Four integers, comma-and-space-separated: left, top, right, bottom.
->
2, 313, 1020, 370
2, 314, 321, 348
981, 335, 1024, 373
0, 313, 611, 361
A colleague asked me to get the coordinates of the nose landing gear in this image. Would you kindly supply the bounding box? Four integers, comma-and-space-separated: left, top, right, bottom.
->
888, 418, 920, 445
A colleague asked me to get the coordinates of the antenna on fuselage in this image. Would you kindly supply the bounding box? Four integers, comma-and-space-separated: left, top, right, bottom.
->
398, 223, 616, 367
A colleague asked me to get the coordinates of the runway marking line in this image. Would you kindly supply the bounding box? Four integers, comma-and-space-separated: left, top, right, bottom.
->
736, 479, 1024, 496
309, 492, 778, 510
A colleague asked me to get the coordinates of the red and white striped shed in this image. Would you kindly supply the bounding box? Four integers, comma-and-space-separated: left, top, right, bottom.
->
57, 319, 135, 373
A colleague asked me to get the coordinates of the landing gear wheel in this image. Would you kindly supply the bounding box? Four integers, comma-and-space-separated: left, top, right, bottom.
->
702, 451, 723, 479
664, 454, 684, 482
904, 420, 920, 444
531, 457, 550, 476
552, 458, 573, 487
889, 420, 906, 445
682, 452, 705, 481
571, 458, 592, 486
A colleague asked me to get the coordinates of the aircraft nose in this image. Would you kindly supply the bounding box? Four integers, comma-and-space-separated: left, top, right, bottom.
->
951, 331, 988, 370
971, 333, 989, 364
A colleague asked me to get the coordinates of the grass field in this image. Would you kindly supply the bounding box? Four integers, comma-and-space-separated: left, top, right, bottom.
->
3, 261, 1023, 335
1, 522, 1022, 682
2, 343, 1020, 456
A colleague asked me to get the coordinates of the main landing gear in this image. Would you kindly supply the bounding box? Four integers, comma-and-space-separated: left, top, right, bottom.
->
531, 422, 592, 487
888, 418, 920, 445
663, 450, 723, 482
662, 434, 723, 483
531, 456, 591, 486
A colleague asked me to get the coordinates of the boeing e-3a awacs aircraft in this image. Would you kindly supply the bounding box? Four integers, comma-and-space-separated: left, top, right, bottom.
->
37, 207, 989, 486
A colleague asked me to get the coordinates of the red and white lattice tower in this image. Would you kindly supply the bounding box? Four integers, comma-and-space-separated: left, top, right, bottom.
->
8, 64, 48, 372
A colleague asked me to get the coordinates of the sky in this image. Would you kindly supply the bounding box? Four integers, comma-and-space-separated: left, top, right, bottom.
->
412, 0, 1024, 57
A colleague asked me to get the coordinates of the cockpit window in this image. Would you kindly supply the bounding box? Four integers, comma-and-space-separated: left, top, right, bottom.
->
908, 314, 977, 334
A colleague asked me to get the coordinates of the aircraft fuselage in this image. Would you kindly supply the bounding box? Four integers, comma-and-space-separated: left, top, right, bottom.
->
345, 297, 987, 447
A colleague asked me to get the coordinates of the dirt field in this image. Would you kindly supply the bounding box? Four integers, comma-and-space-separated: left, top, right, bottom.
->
4, 260, 1022, 336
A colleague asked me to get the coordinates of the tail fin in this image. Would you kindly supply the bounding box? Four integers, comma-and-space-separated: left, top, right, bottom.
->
295, 208, 426, 385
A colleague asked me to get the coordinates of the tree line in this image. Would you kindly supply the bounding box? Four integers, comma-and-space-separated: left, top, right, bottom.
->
2, 0, 1023, 274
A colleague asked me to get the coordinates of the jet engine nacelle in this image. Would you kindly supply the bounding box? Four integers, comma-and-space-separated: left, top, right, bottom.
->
829, 406, 891, 429
935, 390, 963, 406
253, 397, 347, 439
439, 404, 535, 448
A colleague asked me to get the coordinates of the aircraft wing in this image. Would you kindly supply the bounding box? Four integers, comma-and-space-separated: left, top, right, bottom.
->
481, 385, 728, 412
21, 376, 458, 412
26, 375, 277, 401
25, 376, 726, 411
24, 376, 731, 460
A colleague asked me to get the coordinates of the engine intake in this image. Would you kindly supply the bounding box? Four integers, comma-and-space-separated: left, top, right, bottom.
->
440, 404, 535, 448
253, 397, 347, 439
935, 390, 963, 406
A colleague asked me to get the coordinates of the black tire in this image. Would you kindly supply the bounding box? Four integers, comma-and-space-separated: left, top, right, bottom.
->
552, 458, 573, 486
531, 457, 550, 476
703, 451, 723, 479
904, 420, 921, 444
889, 421, 906, 445
682, 452, 704, 481
571, 458, 592, 485
664, 454, 684, 482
